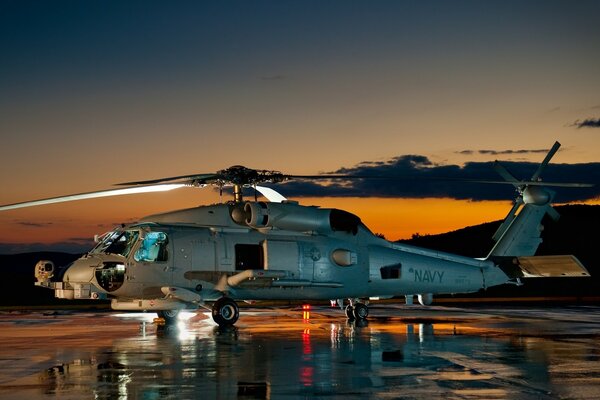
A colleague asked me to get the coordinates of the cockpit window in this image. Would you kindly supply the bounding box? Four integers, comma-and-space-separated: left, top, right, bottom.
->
92, 230, 139, 258
134, 231, 169, 262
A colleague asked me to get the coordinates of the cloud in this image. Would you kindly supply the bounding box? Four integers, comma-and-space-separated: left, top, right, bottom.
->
272, 155, 600, 203
0, 241, 90, 254
456, 149, 550, 156
15, 221, 53, 228
572, 118, 600, 128
67, 237, 95, 244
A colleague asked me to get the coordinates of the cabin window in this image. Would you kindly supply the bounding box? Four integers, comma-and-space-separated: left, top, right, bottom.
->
235, 244, 264, 270
380, 264, 401, 279
134, 232, 169, 262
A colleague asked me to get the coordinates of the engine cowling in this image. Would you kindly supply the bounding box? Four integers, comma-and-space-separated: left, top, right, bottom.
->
242, 201, 360, 234
244, 202, 270, 228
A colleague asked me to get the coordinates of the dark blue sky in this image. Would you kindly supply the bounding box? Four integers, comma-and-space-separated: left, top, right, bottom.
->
0, 0, 599, 250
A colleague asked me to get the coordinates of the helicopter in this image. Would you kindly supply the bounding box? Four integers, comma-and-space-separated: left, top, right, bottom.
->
0, 141, 592, 326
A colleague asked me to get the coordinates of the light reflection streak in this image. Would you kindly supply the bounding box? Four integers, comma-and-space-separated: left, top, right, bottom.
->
9, 306, 600, 399
112, 311, 197, 321
301, 327, 313, 387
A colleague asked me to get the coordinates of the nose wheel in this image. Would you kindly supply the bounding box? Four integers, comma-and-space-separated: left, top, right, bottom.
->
212, 297, 240, 326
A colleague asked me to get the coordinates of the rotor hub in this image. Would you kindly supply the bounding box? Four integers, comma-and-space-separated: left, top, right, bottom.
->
522, 186, 552, 205
215, 165, 288, 186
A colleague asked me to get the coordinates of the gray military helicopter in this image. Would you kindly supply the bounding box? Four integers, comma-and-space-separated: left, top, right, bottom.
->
0, 142, 591, 326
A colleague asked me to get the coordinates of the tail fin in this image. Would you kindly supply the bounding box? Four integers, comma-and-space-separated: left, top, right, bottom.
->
488, 203, 551, 257
487, 142, 562, 258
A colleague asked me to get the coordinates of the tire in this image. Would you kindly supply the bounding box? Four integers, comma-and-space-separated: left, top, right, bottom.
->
353, 303, 369, 320
212, 297, 240, 326
345, 305, 355, 320
157, 309, 180, 325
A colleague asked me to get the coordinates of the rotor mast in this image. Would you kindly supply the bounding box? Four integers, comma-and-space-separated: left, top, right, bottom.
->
233, 184, 243, 203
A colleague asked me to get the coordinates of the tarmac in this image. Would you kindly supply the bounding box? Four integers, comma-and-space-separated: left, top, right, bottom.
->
0, 304, 599, 399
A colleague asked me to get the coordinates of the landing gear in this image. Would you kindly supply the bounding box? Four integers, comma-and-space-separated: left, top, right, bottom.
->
157, 309, 180, 325
212, 297, 239, 326
353, 303, 369, 320
345, 305, 355, 320
345, 300, 369, 321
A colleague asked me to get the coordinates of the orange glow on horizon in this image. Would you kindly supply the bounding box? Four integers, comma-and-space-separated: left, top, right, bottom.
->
297, 197, 513, 240
1, 194, 599, 247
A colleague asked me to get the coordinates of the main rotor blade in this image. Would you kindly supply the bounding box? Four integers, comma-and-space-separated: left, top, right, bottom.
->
531, 141, 561, 181
117, 163, 593, 189
0, 184, 187, 211
289, 174, 593, 187
117, 173, 217, 186
255, 186, 287, 203
462, 180, 593, 188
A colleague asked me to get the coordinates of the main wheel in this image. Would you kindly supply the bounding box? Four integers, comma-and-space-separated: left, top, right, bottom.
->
345, 305, 355, 320
353, 303, 369, 320
212, 297, 239, 326
157, 309, 180, 325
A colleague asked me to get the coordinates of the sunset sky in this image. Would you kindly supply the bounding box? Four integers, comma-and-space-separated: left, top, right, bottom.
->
1, 1, 599, 253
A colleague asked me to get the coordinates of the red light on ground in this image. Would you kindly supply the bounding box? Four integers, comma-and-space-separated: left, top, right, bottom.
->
300, 366, 313, 387
302, 329, 311, 355
302, 304, 311, 321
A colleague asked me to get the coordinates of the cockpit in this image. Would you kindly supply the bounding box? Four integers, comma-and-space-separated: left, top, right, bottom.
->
90, 227, 170, 292
91, 228, 169, 262
91, 230, 139, 257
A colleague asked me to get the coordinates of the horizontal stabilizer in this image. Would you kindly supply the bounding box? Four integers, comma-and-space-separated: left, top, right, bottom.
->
516, 255, 590, 278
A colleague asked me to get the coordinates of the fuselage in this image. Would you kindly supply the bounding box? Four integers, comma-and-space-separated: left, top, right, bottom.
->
55, 202, 510, 306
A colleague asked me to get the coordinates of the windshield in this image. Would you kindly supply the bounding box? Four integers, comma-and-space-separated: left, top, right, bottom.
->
91, 229, 139, 257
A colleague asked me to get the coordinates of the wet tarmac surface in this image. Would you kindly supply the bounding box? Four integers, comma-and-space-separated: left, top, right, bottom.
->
0, 304, 600, 399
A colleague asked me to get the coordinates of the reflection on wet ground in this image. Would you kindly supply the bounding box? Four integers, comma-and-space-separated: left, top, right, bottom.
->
0, 305, 600, 399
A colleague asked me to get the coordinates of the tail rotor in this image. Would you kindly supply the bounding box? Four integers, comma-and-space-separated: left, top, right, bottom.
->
489, 141, 566, 256
490, 142, 565, 240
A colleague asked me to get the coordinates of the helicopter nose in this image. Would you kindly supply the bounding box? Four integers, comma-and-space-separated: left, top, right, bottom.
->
62, 258, 97, 283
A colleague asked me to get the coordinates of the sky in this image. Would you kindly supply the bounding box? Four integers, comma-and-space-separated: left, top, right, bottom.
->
1, 0, 599, 253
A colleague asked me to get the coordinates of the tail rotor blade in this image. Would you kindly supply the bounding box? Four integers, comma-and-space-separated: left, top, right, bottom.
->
531, 141, 561, 181
546, 205, 560, 222
493, 162, 520, 187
